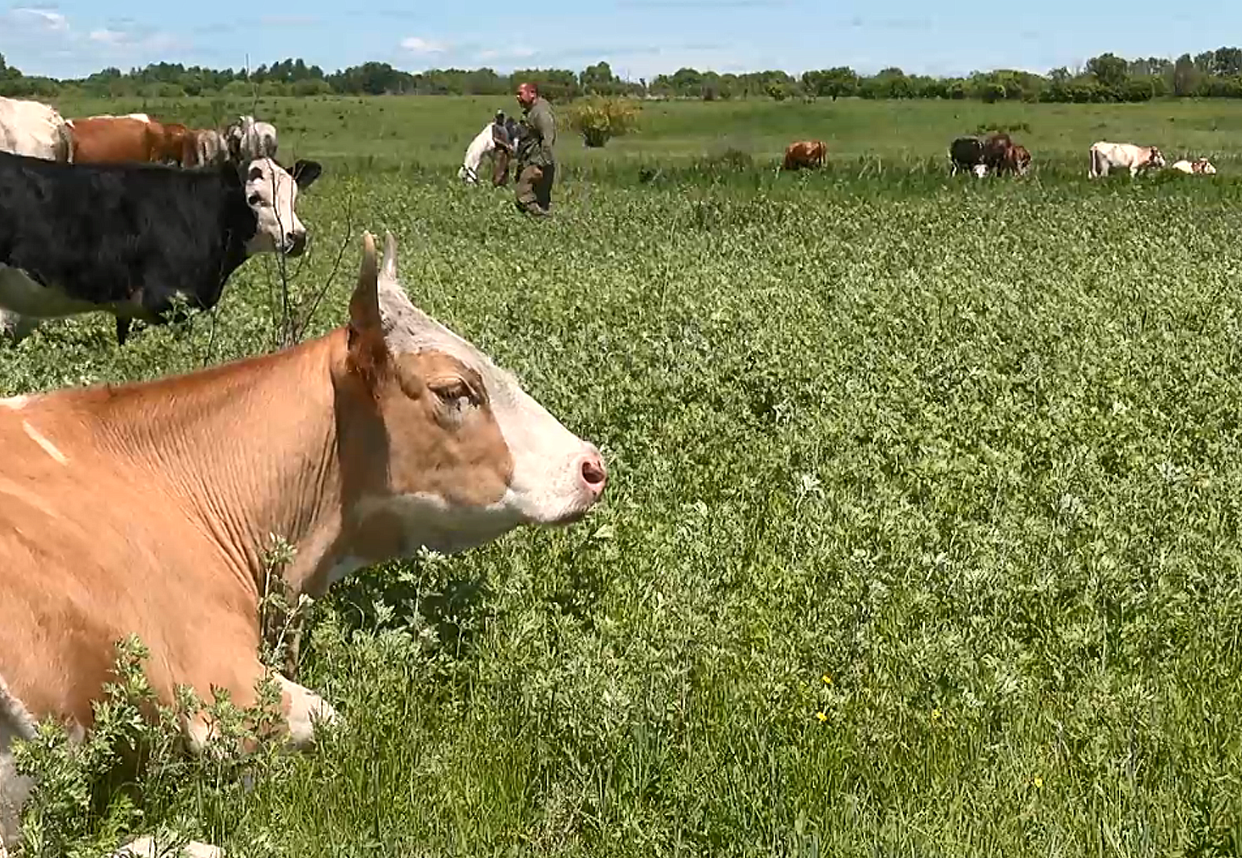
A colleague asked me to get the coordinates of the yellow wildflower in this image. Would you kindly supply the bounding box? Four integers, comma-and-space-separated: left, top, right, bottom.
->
815, 711, 828, 723
931, 707, 942, 721
821, 674, 833, 686
1033, 776, 1044, 789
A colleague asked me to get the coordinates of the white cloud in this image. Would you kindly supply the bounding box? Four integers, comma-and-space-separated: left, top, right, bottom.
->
88, 27, 124, 44
401, 36, 449, 55
10, 7, 68, 30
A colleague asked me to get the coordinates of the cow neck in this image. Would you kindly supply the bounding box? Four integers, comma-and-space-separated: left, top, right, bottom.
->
74, 329, 351, 602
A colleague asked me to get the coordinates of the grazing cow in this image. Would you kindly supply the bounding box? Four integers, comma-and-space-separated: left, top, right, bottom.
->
152, 121, 194, 165
949, 135, 988, 176
0, 231, 608, 856
187, 128, 228, 167
226, 115, 278, 162
1171, 157, 1216, 175
0, 96, 73, 163
950, 132, 1029, 178
1088, 141, 1166, 178
1001, 143, 1032, 176
0, 150, 323, 345
782, 139, 826, 171
67, 115, 164, 164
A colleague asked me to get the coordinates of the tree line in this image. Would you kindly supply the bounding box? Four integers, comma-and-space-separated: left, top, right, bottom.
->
2, 49, 1242, 102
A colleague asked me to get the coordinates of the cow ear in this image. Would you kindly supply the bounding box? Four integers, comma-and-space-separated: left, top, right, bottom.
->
380, 231, 398, 280
292, 159, 323, 190
347, 232, 391, 389
349, 231, 382, 334
376, 231, 417, 320
246, 163, 264, 183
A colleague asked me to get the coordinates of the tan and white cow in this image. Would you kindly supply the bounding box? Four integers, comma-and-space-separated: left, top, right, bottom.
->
0, 95, 73, 162
1171, 157, 1217, 175
0, 231, 608, 852
1088, 140, 1166, 178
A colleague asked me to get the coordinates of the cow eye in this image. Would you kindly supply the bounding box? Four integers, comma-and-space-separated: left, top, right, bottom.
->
430, 378, 478, 407
247, 193, 263, 207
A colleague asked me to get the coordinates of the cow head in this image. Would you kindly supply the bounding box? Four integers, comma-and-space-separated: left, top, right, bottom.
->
1147, 147, 1167, 169
339, 231, 607, 556
1196, 158, 1217, 174
242, 157, 323, 257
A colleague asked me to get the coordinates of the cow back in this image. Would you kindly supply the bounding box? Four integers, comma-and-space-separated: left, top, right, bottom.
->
0, 153, 254, 313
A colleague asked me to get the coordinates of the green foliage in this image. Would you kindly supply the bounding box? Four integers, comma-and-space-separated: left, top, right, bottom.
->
12, 47, 1242, 101
566, 96, 640, 148
12, 636, 290, 856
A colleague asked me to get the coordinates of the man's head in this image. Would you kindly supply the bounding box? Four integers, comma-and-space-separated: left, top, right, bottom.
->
516, 82, 538, 109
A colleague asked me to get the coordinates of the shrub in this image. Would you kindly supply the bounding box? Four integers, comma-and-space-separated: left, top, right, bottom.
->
566, 96, 640, 148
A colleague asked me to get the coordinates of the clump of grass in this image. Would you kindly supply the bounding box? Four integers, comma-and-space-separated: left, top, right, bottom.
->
566, 96, 640, 148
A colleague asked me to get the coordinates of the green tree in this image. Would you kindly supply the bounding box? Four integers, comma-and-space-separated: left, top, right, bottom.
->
1173, 53, 1201, 96
1087, 52, 1129, 88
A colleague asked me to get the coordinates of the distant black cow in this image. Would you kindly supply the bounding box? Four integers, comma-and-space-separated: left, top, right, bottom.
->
949, 132, 1016, 177
949, 136, 987, 177
0, 150, 322, 345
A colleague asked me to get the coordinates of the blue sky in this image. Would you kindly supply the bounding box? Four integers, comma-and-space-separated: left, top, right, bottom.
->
0, 0, 1234, 82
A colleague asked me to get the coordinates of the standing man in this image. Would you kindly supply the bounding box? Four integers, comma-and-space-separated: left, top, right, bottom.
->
514, 81, 556, 217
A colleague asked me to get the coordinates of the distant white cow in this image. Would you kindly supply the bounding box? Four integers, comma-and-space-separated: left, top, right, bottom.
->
225, 114, 278, 162
192, 128, 229, 166
0, 95, 73, 162
1171, 157, 1216, 175
1088, 141, 1166, 178
458, 123, 497, 183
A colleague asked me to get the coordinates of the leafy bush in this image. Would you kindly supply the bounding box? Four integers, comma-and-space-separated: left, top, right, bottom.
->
566, 96, 640, 148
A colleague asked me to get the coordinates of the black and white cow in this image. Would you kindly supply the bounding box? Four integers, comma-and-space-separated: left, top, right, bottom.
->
0, 150, 322, 345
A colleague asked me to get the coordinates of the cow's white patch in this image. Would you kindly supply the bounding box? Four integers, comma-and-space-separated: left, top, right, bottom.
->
1, 675, 38, 853
275, 675, 338, 749
0, 265, 143, 342
21, 419, 66, 465
0, 395, 28, 411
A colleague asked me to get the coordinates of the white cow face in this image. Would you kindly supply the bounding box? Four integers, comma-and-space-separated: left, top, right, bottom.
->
243, 157, 323, 256
1149, 147, 1167, 168
339, 232, 608, 557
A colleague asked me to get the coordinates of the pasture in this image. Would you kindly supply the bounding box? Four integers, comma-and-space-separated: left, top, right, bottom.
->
6, 95, 1242, 856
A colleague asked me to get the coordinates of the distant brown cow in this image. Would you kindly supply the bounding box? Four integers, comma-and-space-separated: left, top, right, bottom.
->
782, 139, 826, 170
1001, 143, 1032, 176
980, 132, 1014, 172
154, 121, 194, 165
68, 116, 163, 164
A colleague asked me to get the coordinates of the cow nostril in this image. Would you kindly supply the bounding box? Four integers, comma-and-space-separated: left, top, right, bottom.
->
581, 455, 607, 491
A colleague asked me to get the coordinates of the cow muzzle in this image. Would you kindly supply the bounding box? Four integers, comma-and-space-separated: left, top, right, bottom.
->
284, 233, 308, 257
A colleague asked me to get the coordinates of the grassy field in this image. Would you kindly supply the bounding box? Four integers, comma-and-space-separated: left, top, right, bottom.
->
42, 92, 1242, 176
6, 96, 1242, 856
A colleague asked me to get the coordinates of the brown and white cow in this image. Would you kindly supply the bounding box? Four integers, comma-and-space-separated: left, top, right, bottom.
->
1001, 143, 1032, 176
226, 115, 279, 162
782, 139, 826, 171
0, 96, 73, 163
1171, 157, 1216, 175
67, 115, 164, 164
0, 231, 608, 851
186, 128, 229, 167
1088, 140, 1166, 178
